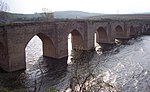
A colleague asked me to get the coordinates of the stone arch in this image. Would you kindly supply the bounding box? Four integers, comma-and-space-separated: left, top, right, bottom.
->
25, 33, 56, 58
69, 29, 84, 49
130, 25, 136, 36
0, 42, 8, 70
115, 25, 124, 36
96, 27, 108, 43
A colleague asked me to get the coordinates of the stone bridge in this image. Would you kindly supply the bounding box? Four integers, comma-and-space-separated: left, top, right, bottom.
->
0, 19, 150, 72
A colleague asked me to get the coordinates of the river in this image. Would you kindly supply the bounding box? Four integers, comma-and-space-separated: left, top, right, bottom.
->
0, 35, 150, 92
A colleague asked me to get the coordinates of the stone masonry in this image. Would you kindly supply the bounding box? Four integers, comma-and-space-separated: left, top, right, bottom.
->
0, 18, 149, 72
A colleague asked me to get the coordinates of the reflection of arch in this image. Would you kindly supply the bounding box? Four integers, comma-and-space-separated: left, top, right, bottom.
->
25, 33, 56, 58
70, 29, 84, 49
130, 26, 136, 36
96, 27, 108, 43
115, 25, 124, 35
0, 42, 7, 70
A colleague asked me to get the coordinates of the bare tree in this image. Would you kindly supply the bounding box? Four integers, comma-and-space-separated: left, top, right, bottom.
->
67, 49, 119, 92
0, 0, 9, 12
0, 0, 9, 23
41, 8, 54, 22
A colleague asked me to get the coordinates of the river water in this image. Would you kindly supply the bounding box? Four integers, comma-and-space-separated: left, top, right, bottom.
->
0, 35, 150, 92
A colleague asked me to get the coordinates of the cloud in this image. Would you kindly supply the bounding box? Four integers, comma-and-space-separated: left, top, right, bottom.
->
5, 0, 150, 14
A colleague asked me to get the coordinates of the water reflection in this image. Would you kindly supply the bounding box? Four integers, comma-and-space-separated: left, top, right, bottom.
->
23, 56, 68, 92
1, 35, 150, 91
91, 36, 150, 92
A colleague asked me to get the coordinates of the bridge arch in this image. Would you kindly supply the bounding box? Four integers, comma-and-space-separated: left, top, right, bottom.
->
96, 27, 108, 43
69, 29, 84, 49
115, 25, 124, 36
25, 33, 56, 58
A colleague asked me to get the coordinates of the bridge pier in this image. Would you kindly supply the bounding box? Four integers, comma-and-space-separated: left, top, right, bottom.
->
0, 43, 10, 71
8, 45, 26, 72
0, 43, 26, 72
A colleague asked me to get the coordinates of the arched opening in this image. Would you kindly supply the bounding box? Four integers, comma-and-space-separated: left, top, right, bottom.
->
0, 43, 7, 70
94, 27, 108, 55
25, 35, 42, 69
37, 33, 56, 58
25, 33, 56, 69
67, 29, 84, 62
68, 29, 84, 50
115, 25, 124, 36
96, 27, 108, 43
130, 26, 136, 37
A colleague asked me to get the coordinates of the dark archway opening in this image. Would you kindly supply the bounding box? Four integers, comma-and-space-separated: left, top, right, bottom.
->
68, 29, 83, 50
115, 25, 124, 36
94, 27, 108, 55
37, 33, 56, 58
68, 29, 84, 63
96, 27, 108, 43
114, 25, 125, 45
130, 26, 136, 37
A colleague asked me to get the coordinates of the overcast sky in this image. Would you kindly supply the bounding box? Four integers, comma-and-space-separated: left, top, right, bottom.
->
4, 0, 150, 14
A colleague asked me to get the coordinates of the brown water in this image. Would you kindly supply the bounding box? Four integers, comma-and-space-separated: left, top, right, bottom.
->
0, 35, 150, 92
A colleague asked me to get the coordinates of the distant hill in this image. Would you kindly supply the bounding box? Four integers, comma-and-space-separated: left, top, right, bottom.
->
53, 11, 99, 18
86, 14, 150, 20
143, 12, 150, 14
1, 11, 150, 23
0, 11, 100, 23
24, 11, 99, 19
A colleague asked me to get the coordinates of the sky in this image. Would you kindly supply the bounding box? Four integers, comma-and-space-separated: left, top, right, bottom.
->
4, 0, 150, 14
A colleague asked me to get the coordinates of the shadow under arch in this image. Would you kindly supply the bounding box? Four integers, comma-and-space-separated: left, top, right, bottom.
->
130, 25, 136, 37
115, 25, 125, 36
0, 42, 8, 71
69, 29, 84, 50
25, 33, 56, 59
96, 27, 108, 43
